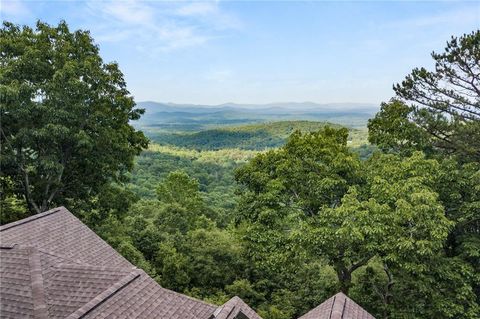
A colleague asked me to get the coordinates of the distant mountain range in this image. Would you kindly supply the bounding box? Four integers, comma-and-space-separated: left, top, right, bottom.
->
134, 101, 379, 130
137, 101, 378, 114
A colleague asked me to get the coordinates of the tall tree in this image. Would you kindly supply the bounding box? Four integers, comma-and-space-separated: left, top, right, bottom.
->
368, 31, 480, 315
0, 21, 148, 216
369, 31, 480, 161
236, 127, 479, 317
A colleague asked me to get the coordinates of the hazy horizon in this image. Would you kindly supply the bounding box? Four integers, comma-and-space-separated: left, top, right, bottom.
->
138, 100, 379, 107
2, 0, 479, 107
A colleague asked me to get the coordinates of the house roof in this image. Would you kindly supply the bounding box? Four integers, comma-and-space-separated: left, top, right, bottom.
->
0, 206, 375, 319
0, 207, 259, 319
0, 207, 131, 268
210, 296, 262, 319
298, 292, 375, 319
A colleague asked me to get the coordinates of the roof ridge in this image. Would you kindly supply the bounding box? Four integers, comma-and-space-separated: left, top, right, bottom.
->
65, 270, 142, 319
28, 247, 48, 319
1, 206, 134, 269
341, 298, 347, 319
0, 207, 64, 231
330, 293, 346, 319
212, 296, 259, 319
2, 245, 91, 266
1, 207, 230, 319
328, 295, 336, 319
54, 263, 136, 273
298, 292, 375, 319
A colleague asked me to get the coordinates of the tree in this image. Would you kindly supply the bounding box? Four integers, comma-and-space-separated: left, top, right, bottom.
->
367, 99, 432, 155
156, 170, 205, 214
367, 30, 480, 316
235, 127, 361, 221
0, 21, 148, 216
369, 31, 480, 161
0, 176, 28, 224
303, 152, 452, 294
235, 128, 479, 317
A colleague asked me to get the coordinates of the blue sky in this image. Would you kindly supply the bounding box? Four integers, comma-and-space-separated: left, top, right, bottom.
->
1, 1, 479, 106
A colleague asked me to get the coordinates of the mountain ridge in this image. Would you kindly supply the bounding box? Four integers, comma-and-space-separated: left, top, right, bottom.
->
137, 101, 378, 114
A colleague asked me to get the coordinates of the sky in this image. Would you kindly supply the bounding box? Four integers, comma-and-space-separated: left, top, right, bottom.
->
1, 0, 479, 106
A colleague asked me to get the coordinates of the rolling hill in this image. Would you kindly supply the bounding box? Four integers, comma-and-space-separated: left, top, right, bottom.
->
134, 101, 378, 131
146, 120, 368, 150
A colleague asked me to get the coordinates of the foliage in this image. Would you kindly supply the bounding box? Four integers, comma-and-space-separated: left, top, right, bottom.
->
369, 31, 480, 161
146, 120, 369, 151
0, 176, 28, 224
129, 144, 258, 226
235, 126, 478, 318
104, 172, 250, 300
366, 30, 480, 317
125, 123, 478, 318
0, 21, 148, 216
235, 127, 361, 219
368, 99, 431, 155
2, 20, 478, 319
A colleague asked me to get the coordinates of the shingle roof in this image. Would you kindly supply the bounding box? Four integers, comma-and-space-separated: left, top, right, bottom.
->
210, 296, 263, 319
0, 207, 132, 268
0, 246, 42, 318
0, 206, 375, 319
297, 292, 375, 319
0, 207, 261, 319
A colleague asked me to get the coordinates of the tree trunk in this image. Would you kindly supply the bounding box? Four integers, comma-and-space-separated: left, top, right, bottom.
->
337, 267, 352, 294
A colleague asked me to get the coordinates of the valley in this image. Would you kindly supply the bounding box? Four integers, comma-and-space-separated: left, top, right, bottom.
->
129, 103, 376, 224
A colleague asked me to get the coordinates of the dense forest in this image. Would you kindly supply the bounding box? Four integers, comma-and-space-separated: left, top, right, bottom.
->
143, 121, 369, 150
129, 122, 373, 217
1, 21, 479, 319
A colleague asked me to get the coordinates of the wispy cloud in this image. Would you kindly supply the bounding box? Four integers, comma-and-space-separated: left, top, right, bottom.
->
1, 0, 32, 19
177, 2, 217, 17
176, 2, 242, 30
84, 0, 241, 53
103, 0, 154, 25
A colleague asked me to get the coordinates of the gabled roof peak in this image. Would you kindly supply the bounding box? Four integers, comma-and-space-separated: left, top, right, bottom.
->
298, 291, 375, 319
0, 206, 245, 318
1, 206, 376, 319
211, 296, 262, 319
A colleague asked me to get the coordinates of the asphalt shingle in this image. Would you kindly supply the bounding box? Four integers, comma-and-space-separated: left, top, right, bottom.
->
0, 247, 35, 319
298, 292, 375, 319
211, 296, 263, 319
0, 206, 375, 319
0, 207, 260, 319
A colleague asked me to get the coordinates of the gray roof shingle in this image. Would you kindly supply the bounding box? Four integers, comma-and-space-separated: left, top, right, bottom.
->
1, 207, 132, 268
210, 296, 263, 319
0, 207, 261, 319
0, 246, 37, 318
1, 206, 375, 319
298, 292, 375, 319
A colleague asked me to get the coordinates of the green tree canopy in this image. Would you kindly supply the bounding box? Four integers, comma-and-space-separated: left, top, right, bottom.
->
368, 31, 480, 161
235, 126, 361, 221
156, 170, 205, 214
235, 127, 479, 318
305, 152, 452, 293
0, 21, 148, 217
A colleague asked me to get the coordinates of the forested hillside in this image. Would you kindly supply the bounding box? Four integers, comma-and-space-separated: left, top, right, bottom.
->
1, 21, 479, 319
128, 121, 372, 220
135, 101, 377, 130
145, 121, 368, 150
